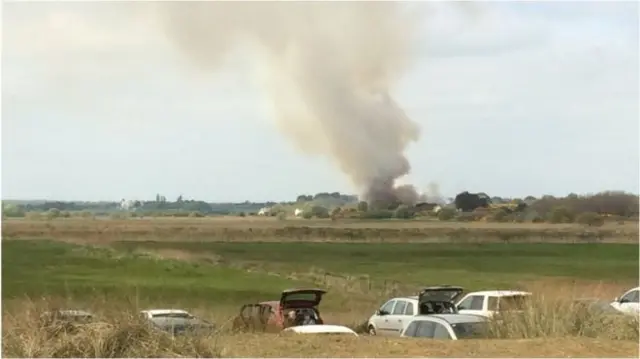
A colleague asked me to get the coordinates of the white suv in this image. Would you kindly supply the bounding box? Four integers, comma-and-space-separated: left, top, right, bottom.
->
367, 286, 464, 336
455, 290, 531, 318
610, 286, 639, 316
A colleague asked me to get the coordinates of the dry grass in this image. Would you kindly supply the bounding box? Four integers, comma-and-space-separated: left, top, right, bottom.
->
2, 293, 638, 358
3, 217, 637, 243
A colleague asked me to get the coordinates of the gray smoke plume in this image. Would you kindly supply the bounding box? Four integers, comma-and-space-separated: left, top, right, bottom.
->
155, 1, 422, 207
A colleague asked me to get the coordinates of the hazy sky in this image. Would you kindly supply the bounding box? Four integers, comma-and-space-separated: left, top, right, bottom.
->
2, 1, 638, 202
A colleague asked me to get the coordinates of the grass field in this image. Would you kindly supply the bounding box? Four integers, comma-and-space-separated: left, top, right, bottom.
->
2, 217, 639, 357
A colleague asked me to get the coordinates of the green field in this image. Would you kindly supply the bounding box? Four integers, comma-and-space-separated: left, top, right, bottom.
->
3, 239, 637, 311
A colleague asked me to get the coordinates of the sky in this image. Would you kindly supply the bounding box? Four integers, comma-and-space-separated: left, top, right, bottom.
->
2, 1, 639, 202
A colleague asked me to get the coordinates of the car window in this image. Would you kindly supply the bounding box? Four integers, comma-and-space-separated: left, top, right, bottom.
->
404, 302, 414, 315
414, 321, 436, 338
380, 300, 396, 314
404, 321, 419, 337
621, 290, 639, 303
456, 296, 474, 310
459, 295, 484, 310
469, 296, 485, 310
451, 322, 489, 339
392, 300, 407, 315
432, 323, 452, 339
487, 296, 499, 311
500, 295, 530, 310
152, 313, 193, 319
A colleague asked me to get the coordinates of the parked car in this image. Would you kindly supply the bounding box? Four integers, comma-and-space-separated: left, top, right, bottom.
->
148, 316, 215, 336
456, 290, 531, 318
40, 309, 94, 325
400, 314, 489, 340
283, 324, 358, 336
610, 286, 639, 316
140, 309, 196, 320
367, 286, 464, 336
232, 288, 326, 332
572, 298, 621, 316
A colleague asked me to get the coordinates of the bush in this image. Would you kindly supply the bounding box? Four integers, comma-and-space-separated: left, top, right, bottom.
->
237, 212, 246, 217
357, 201, 369, 212
576, 212, 605, 227
2, 204, 25, 218
276, 212, 287, 220
437, 208, 456, 221
310, 205, 329, 219
490, 209, 510, 223
302, 211, 313, 219
46, 208, 61, 220
360, 210, 393, 219
547, 206, 575, 224
393, 205, 412, 219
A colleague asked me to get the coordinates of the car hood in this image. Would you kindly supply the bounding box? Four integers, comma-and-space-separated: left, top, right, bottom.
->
418, 286, 464, 304
280, 289, 326, 308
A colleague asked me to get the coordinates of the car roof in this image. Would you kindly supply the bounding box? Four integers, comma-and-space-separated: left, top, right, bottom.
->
463, 290, 531, 297
47, 310, 93, 317
412, 314, 487, 324
141, 309, 191, 315
283, 324, 357, 335
391, 296, 419, 301
282, 288, 327, 294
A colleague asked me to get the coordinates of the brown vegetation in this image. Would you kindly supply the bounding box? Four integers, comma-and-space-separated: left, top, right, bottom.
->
2, 292, 638, 358
2, 217, 638, 243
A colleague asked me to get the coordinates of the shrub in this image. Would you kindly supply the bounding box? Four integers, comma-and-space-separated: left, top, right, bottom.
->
393, 205, 412, 219
46, 208, 61, 220
490, 209, 510, 223
276, 212, 287, 220
310, 205, 330, 219
576, 212, 605, 227
547, 206, 575, 224
237, 212, 246, 217
356, 201, 369, 212
360, 210, 393, 219
437, 208, 456, 221
302, 211, 313, 219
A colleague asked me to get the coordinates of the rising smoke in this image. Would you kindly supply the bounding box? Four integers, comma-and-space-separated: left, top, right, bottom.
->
155, 1, 423, 207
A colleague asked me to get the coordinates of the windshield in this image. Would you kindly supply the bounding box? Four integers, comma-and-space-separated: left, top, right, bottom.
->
451, 322, 488, 339
152, 313, 194, 319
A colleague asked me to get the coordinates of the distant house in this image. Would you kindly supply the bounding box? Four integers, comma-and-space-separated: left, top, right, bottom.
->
120, 199, 135, 211
294, 208, 304, 217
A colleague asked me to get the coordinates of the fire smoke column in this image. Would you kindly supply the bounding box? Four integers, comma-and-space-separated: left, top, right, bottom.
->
156, 1, 422, 207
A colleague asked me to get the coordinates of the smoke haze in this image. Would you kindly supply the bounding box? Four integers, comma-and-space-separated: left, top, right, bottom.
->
155, 1, 423, 206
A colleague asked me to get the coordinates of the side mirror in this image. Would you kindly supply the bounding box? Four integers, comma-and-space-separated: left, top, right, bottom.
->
378, 310, 388, 316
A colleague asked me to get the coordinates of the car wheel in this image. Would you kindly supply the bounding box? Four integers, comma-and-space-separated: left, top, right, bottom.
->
368, 325, 376, 336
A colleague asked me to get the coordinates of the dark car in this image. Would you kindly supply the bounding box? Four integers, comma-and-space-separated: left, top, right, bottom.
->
418, 286, 464, 315
233, 288, 326, 332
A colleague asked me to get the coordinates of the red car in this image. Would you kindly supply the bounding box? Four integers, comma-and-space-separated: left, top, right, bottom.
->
233, 288, 326, 331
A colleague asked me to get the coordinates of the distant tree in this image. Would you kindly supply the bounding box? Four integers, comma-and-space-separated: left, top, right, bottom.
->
357, 201, 369, 212
524, 196, 537, 201
454, 191, 491, 212
177, 195, 183, 203
330, 192, 341, 199
296, 195, 313, 202
2, 204, 25, 218
311, 205, 330, 218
